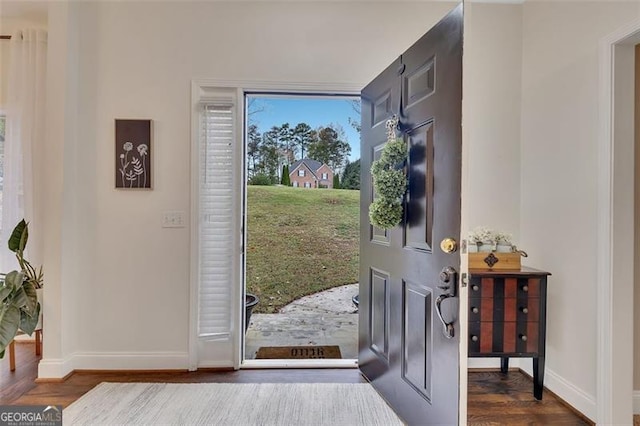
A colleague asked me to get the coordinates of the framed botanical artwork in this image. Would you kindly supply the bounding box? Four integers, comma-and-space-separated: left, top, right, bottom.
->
115, 119, 152, 189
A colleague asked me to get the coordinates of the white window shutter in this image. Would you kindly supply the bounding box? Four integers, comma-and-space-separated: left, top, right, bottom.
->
199, 101, 235, 338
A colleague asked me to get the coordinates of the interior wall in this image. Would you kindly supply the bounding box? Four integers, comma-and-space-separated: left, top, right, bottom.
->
633, 45, 640, 400
520, 1, 640, 419
40, 0, 458, 374
461, 2, 523, 369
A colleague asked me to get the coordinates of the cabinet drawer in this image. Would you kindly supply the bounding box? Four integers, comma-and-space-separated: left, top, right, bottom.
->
469, 277, 540, 298
469, 297, 540, 322
468, 321, 539, 355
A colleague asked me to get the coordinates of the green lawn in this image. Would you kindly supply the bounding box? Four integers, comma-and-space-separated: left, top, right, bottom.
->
246, 186, 360, 313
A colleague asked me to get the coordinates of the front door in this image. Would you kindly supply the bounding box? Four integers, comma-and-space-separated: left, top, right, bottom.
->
358, 5, 463, 425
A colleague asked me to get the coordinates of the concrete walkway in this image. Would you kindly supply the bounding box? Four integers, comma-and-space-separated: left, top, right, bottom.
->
245, 284, 359, 360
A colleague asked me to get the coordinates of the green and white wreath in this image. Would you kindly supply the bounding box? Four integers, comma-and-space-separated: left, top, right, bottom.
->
369, 116, 409, 229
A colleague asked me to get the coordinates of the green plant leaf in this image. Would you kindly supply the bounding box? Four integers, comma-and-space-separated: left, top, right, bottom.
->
21, 280, 37, 314
8, 219, 28, 254
0, 285, 11, 302
11, 287, 28, 310
4, 271, 24, 294
0, 304, 20, 354
19, 302, 39, 335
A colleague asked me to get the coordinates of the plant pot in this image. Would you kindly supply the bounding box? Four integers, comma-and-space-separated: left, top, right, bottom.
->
467, 243, 478, 253
496, 243, 513, 253
245, 293, 259, 332
479, 243, 494, 252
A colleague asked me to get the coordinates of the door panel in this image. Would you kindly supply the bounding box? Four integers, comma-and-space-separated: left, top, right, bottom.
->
370, 268, 390, 360
405, 121, 434, 251
402, 280, 433, 402
359, 5, 463, 425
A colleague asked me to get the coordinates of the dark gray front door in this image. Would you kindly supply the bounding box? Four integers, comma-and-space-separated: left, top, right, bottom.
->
358, 6, 463, 425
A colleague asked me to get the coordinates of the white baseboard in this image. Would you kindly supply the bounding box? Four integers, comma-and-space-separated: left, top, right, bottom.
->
633, 391, 640, 414
37, 351, 191, 378
520, 364, 596, 421
71, 351, 190, 370
38, 356, 74, 379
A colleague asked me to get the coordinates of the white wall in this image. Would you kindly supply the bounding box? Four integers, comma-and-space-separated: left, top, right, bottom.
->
635, 43, 640, 402
520, 1, 640, 420
462, 3, 523, 371
39, 0, 458, 376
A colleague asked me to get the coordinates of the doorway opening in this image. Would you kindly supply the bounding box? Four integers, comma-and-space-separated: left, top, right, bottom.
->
242, 94, 361, 366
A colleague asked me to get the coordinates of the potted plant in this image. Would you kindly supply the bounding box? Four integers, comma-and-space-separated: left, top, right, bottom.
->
0, 220, 43, 358
245, 293, 259, 332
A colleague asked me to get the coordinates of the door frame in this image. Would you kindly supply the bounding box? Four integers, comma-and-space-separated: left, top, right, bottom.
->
597, 19, 640, 424
189, 79, 363, 370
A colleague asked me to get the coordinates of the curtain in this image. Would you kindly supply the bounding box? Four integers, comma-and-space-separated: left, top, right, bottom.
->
2, 29, 47, 271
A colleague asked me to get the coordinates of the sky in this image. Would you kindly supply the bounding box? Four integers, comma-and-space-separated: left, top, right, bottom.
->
247, 96, 361, 162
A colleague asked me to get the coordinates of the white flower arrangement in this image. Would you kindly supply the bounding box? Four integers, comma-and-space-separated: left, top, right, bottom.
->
495, 231, 513, 245
468, 227, 515, 252
468, 226, 495, 244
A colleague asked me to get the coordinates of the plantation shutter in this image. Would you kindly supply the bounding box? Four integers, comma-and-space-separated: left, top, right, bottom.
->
199, 100, 235, 338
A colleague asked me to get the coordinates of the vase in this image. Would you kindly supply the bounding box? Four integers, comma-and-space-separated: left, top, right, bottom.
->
467, 243, 478, 253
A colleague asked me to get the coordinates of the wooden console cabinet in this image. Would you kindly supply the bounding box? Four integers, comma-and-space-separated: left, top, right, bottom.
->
468, 267, 551, 400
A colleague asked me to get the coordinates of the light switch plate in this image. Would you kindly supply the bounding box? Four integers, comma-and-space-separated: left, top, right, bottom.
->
162, 211, 186, 228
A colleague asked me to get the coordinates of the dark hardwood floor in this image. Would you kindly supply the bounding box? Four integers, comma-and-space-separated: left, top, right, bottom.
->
2, 342, 593, 424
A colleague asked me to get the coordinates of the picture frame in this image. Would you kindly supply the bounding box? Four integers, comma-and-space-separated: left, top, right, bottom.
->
115, 119, 152, 189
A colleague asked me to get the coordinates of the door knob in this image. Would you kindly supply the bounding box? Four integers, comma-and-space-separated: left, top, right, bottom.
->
440, 238, 458, 253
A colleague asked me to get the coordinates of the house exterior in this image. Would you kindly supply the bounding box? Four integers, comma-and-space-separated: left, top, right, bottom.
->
289, 159, 333, 189
2, 0, 639, 423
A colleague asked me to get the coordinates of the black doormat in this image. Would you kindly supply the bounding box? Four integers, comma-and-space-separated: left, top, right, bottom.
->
255, 345, 342, 359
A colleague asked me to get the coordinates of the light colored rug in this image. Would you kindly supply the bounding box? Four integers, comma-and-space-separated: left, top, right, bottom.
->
63, 382, 405, 425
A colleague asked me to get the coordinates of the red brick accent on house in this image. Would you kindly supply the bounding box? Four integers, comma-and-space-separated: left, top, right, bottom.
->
289, 160, 334, 189
315, 164, 333, 188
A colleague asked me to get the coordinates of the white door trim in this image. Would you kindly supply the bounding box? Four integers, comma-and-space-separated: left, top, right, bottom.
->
597, 19, 640, 425
189, 79, 363, 370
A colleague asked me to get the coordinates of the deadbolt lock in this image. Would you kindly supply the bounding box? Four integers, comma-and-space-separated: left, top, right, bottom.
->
440, 237, 458, 253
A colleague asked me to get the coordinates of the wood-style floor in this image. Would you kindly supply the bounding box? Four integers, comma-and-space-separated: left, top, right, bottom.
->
2, 341, 592, 425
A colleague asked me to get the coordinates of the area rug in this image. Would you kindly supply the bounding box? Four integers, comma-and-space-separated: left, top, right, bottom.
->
63, 382, 404, 425
255, 345, 342, 359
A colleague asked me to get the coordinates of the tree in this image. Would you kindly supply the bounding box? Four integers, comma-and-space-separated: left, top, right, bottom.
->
307, 124, 351, 172
281, 165, 291, 186
332, 174, 340, 189
292, 123, 314, 159
258, 131, 280, 183
341, 159, 361, 190
347, 99, 361, 133
247, 124, 262, 179
278, 123, 296, 164
247, 98, 267, 124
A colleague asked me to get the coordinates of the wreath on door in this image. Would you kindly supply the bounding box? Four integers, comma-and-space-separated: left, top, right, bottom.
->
369, 116, 409, 229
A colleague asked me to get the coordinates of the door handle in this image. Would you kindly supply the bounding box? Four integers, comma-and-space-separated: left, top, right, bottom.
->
436, 266, 458, 339
436, 294, 455, 339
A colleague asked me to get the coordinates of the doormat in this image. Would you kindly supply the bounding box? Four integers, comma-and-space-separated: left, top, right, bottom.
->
255, 345, 342, 359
